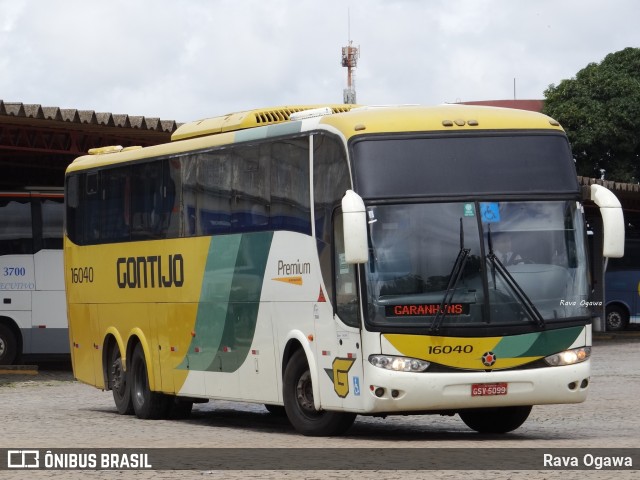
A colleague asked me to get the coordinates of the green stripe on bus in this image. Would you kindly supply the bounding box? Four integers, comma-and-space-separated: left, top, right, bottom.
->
235, 121, 302, 143
179, 232, 273, 372
493, 326, 583, 358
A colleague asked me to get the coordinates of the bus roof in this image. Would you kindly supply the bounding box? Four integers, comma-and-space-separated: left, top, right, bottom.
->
66, 104, 564, 173
319, 104, 563, 138
171, 104, 357, 141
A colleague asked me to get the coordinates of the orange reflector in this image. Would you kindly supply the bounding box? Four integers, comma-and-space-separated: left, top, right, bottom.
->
308, 334, 314, 342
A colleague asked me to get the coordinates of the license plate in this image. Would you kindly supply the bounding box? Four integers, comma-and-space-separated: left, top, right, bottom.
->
471, 383, 508, 396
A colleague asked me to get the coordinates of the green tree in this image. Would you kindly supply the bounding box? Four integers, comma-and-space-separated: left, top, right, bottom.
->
543, 47, 640, 183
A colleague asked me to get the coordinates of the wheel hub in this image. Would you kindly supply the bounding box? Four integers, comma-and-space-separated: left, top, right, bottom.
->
295, 371, 315, 412
111, 360, 124, 392
608, 312, 622, 329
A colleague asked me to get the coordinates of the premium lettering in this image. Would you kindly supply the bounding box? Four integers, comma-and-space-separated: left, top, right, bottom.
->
116, 254, 184, 288
277, 259, 311, 276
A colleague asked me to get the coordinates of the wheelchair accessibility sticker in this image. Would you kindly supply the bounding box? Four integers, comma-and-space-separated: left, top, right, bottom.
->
353, 376, 360, 396
480, 202, 501, 223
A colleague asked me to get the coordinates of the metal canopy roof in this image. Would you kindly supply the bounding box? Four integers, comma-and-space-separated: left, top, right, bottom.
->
0, 100, 179, 188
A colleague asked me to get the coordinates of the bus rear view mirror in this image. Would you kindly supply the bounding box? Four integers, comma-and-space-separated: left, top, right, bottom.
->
341, 190, 368, 264
590, 184, 625, 258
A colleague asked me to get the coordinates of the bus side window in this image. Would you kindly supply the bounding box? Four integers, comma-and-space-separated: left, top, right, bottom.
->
41, 197, 64, 250
333, 211, 360, 328
130, 162, 164, 239
101, 168, 130, 242
0, 196, 33, 255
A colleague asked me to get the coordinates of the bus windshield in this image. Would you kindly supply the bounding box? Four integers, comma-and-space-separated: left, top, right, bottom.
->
352, 133, 579, 198
364, 200, 590, 329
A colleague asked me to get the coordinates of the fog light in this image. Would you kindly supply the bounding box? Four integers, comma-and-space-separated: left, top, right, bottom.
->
375, 387, 385, 398
391, 389, 399, 398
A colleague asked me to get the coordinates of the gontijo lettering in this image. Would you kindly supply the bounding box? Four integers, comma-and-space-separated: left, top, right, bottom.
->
116, 254, 184, 288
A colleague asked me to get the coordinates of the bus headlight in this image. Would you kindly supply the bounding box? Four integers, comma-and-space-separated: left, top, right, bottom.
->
544, 347, 591, 366
369, 355, 430, 372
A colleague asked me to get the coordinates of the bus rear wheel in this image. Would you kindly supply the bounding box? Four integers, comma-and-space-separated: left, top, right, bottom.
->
283, 349, 356, 436
109, 346, 133, 415
130, 344, 168, 419
0, 324, 17, 365
459, 405, 532, 433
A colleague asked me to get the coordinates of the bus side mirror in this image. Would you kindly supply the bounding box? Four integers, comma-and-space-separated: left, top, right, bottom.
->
590, 184, 625, 258
341, 190, 368, 264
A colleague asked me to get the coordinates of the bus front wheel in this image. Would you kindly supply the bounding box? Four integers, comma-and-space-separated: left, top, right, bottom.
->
283, 349, 356, 436
0, 324, 17, 365
459, 405, 532, 433
605, 305, 629, 331
130, 344, 168, 419
109, 346, 133, 415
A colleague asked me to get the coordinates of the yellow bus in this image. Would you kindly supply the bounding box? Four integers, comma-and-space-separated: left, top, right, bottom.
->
64, 104, 624, 436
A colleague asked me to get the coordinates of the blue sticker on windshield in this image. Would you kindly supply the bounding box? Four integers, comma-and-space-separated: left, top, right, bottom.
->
480, 203, 501, 223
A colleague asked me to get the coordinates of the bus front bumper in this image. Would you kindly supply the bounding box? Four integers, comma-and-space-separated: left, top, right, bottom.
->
357, 360, 590, 414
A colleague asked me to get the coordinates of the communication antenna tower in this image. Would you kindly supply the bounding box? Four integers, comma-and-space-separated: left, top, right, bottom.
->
341, 12, 360, 104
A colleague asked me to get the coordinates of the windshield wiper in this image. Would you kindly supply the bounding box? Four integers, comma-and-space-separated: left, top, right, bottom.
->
431, 218, 470, 333
486, 227, 546, 329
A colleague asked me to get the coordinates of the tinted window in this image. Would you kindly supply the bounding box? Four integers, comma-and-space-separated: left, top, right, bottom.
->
352, 133, 579, 199
0, 196, 33, 255
313, 134, 351, 306
66, 136, 312, 245
41, 197, 64, 249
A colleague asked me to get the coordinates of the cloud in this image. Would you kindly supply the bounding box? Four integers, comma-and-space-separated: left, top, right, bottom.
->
1, 0, 639, 121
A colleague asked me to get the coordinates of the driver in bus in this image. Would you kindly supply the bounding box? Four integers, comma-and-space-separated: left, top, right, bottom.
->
493, 233, 524, 266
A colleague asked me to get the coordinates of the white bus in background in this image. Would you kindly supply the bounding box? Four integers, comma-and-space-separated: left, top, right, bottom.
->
0, 189, 67, 365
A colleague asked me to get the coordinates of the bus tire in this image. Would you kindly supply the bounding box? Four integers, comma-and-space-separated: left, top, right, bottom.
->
109, 346, 133, 415
283, 349, 356, 436
0, 323, 18, 365
605, 304, 629, 331
459, 405, 532, 433
130, 343, 168, 419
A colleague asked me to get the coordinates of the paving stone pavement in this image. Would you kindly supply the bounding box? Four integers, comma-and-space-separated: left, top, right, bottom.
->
1, 337, 638, 479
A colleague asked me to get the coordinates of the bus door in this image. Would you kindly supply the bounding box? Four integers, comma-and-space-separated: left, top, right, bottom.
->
316, 210, 363, 410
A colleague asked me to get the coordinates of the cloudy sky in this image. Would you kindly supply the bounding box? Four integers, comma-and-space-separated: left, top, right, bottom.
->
1, 0, 638, 122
